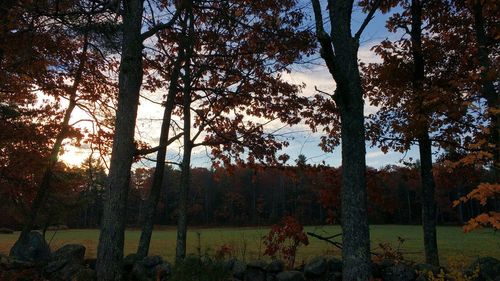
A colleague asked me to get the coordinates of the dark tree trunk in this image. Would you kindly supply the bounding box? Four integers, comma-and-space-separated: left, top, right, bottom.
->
311, 0, 372, 279
95, 1, 144, 280
175, 68, 192, 262
337, 69, 372, 281
472, 0, 499, 180
418, 134, 440, 265
136, 55, 182, 259
410, 0, 440, 266
175, 13, 194, 259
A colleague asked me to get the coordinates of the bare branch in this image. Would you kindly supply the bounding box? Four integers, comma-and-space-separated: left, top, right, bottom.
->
354, 0, 382, 40
141, 9, 181, 41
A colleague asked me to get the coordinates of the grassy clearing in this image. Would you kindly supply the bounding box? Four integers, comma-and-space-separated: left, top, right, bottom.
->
0, 225, 498, 265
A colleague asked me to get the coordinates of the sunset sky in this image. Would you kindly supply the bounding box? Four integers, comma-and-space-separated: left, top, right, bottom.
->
60, 4, 420, 169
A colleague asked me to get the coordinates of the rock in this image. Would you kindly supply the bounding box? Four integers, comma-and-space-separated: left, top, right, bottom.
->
142, 255, 163, 268
382, 264, 417, 281
123, 253, 139, 271
51, 244, 86, 264
44, 259, 70, 275
9, 231, 51, 262
84, 258, 96, 270
72, 268, 96, 281
266, 275, 277, 281
132, 261, 151, 281
380, 258, 396, 268
244, 266, 266, 281
0, 227, 14, 234
0, 255, 35, 270
276, 271, 305, 281
304, 256, 327, 277
266, 260, 284, 273
327, 257, 342, 273
232, 260, 247, 279
155, 262, 172, 281
248, 260, 267, 270
223, 258, 236, 271
326, 271, 343, 281
466, 257, 500, 281
57, 263, 87, 281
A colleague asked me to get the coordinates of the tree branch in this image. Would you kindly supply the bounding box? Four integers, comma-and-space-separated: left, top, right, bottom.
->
135, 132, 184, 156
354, 0, 382, 40
141, 9, 181, 41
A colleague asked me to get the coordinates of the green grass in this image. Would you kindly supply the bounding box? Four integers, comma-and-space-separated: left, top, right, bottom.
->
0, 225, 498, 265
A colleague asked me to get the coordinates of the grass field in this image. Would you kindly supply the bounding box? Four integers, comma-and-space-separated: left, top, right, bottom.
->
0, 225, 498, 265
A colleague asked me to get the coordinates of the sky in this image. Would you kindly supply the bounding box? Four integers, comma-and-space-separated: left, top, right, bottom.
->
60, 2, 421, 170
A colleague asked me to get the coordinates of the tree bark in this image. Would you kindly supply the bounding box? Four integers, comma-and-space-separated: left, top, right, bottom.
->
95, 0, 144, 280
175, 10, 194, 260
175, 62, 193, 262
311, 0, 372, 279
472, 0, 499, 180
410, 0, 440, 266
136, 53, 183, 259
418, 134, 439, 265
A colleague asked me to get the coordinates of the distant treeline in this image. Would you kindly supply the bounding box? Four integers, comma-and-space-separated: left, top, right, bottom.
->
0, 158, 493, 230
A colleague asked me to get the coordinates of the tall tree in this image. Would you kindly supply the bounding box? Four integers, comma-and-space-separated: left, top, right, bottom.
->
363, 0, 487, 266
155, 0, 314, 261
2, 0, 116, 257
95, 1, 179, 279
309, 0, 384, 279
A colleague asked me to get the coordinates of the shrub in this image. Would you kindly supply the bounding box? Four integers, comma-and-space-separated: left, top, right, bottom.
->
263, 216, 309, 269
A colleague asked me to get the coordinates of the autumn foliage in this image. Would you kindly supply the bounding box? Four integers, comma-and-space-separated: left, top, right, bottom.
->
263, 216, 309, 269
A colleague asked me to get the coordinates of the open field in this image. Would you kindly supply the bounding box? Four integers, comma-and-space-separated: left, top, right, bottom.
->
1, 225, 498, 265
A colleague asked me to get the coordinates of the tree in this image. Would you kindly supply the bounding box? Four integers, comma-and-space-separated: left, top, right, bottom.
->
362, 0, 491, 265
95, 1, 180, 279
2, 0, 116, 257
309, 0, 386, 279
133, 0, 314, 261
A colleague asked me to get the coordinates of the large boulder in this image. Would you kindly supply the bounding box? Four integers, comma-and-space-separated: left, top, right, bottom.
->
327, 257, 343, 273
9, 231, 51, 262
142, 255, 163, 268
276, 271, 305, 281
51, 244, 86, 264
265, 260, 284, 273
232, 260, 247, 280
382, 264, 417, 281
155, 262, 172, 281
47, 262, 87, 281
466, 257, 500, 281
245, 260, 267, 281
73, 268, 96, 281
304, 256, 327, 277
132, 261, 151, 281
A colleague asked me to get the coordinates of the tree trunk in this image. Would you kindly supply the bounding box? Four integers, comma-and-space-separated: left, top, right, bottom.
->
175, 14, 194, 259
472, 0, 499, 180
175, 70, 192, 262
410, 0, 440, 266
418, 135, 439, 265
310, 0, 372, 279
338, 74, 372, 281
95, 1, 144, 280
136, 54, 182, 259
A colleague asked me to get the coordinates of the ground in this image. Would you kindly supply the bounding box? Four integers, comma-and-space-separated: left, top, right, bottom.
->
0, 225, 498, 265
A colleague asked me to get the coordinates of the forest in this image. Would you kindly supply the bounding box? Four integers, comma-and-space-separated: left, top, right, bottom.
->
0, 0, 498, 281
